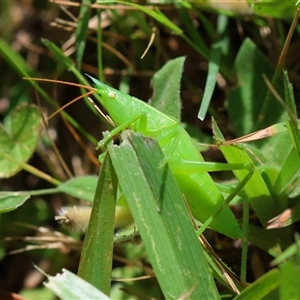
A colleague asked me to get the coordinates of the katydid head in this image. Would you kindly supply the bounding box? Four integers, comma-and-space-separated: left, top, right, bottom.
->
85, 74, 145, 128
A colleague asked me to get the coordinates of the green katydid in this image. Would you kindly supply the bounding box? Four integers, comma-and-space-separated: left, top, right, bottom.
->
27, 75, 253, 239
85, 74, 254, 239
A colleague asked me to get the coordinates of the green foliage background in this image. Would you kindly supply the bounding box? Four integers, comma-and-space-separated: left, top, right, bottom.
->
0, 1, 300, 299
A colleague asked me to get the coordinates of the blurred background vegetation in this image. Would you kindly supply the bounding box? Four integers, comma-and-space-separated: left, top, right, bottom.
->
0, 0, 300, 299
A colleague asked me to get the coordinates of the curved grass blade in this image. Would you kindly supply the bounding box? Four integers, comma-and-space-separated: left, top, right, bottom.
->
44, 268, 110, 300
198, 43, 221, 120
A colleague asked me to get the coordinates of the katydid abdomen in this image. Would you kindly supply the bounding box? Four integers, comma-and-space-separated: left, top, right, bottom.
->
88, 75, 242, 239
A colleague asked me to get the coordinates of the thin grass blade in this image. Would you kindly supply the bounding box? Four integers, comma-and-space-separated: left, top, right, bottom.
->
234, 269, 279, 300
78, 152, 117, 295
198, 43, 221, 120
75, 0, 91, 69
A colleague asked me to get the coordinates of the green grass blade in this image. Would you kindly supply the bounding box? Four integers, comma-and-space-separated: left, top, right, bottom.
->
0, 38, 98, 145
0, 39, 58, 107
221, 144, 275, 221
198, 14, 231, 120
264, 72, 300, 198
108, 130, 219, 299
75, 0, 91, 69
111, 1, 183, 35
41, 38, 112, 132
283, 70, 297, 117
41, 38, 110, 128
0, 38, 33, 76
283, 70, 300, 160
78, 152, 117, 295
177, 6, 209, 56
234, 269, 279, 300
274, 145, 300, 197
198, 43, 221, 120
96, 8, 104, 82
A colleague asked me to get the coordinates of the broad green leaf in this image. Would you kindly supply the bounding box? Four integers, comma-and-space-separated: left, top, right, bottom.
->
213, 119, 277, 223
44, 268, 110, 300
228, 38, 285, 136
0, 104, 41, 178
78, 152, 117, 295
108, 130, 219, 300
58, 176, 98, 203
150, 56, 185, 120
0, 193, 30, 213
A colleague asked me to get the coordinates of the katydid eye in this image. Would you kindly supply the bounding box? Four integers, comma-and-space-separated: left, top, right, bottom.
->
108, 91, 116, 99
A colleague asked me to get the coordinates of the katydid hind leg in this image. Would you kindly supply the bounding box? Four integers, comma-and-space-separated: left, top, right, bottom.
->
170, 159, 254, 238
196, 163, 254, 236
176, 159, 253, 282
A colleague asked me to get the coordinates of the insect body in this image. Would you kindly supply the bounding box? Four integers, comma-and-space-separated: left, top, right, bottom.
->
87, 75, 242, 239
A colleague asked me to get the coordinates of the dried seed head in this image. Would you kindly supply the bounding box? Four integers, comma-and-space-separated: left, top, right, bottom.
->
55, 206, 91, 232
55, 205, 134, 232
